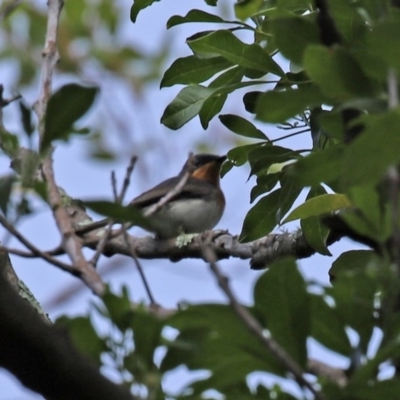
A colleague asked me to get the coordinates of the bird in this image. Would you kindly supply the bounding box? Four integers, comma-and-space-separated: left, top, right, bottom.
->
129, 153, 226, 239
79, 154, 227, 239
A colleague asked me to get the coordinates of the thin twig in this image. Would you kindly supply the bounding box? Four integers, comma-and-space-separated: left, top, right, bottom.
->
203, 246, 328, 400
0, 215, 76, 274
118, 155, 138, 203
110, 166, 158, 306
143, 152, 195, 217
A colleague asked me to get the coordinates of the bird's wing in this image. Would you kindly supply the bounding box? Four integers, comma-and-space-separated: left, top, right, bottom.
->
130, 177, 213, 208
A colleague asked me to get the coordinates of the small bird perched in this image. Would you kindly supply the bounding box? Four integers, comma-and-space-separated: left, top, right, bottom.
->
79, 153, 227, 239
131, 153, 226, 239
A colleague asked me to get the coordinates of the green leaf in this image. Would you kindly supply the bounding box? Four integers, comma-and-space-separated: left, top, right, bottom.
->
329, 250, 378, 280
56, 316, 105, 366
219, 114, 267, 140
254, 258, 309, 367
19, 101, 34, 137
0, 175, 14, 216
271, 16, 320, 64
366, 16, 400, 72
0, 128, 19, 157
161, 56, 233, 87
285, 144, 344, 186
161, 85, 215, 129
343, 110, 400, 187
248, 144, 298, 177
187, 30, 284, 77
303, 46, 376, 100
167, 9, 225, 28
130, 0, 161, 23
326, 252, 378, 351
199, 66, 245, 129
310, 294, 352, 356
41, 84, 99, 152
256, 85, 326, 123
243, 91, 262, 114
250, 174, 279, 203
234, 0, 263, 21
131, 311, 163, 369
162, 304, 283, 377
349, 380, 400, 400
284, 194, 351, 223
84, 200, 151, 229
101, 289, 134, 332
239, 189, 281, 242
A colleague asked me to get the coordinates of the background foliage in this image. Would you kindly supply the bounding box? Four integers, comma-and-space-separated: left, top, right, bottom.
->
2, 0, 400, 399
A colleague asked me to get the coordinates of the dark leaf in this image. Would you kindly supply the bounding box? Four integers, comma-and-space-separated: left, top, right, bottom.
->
19, 101, 34, 137
310, 294, 351, 356
239, 188, 281, 242
56, 316, 106, 366
41, 84, 99, 152
254, 257, 310, 367
167, 9, 225, 29
130, 0, 161, 23
219, 114, 267, 140
0, 175, 14, 216
256, 85, 326, 123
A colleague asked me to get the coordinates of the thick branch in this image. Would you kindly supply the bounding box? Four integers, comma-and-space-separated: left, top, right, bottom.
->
0, 256, 137, 400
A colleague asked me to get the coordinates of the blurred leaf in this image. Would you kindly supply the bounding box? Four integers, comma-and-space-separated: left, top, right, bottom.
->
239, 188, 281, 242
167, 9, 225, 28
285, 144, 344, 186
101, 289, 134, 332
161, 56, 233, 87
234, 0, 263, 21
130, 0, 161, 23
303, 46, 376, 100
310, 294, 352, 356
329, 250, 378, 280
187, 30, 284, 77
219, 114, 267, 140
162, 304, 284, 378
271, 16, 320, 64
131, 311, 163, 369
19, 101, 34, 137
41, 84, 99, 152
326, 253, 377, 351
366, 16, 400, 72
0, 128, 19, 157
254, 258, 309, 367
284, 194, 351, 223
84, 200, 151, 229
161, 85, 215, 129
56, 316, 106, 366
343, 110, 400, 187
0, 175, 14, 216
256, 85, 326, 123
349, 380, 400, 400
